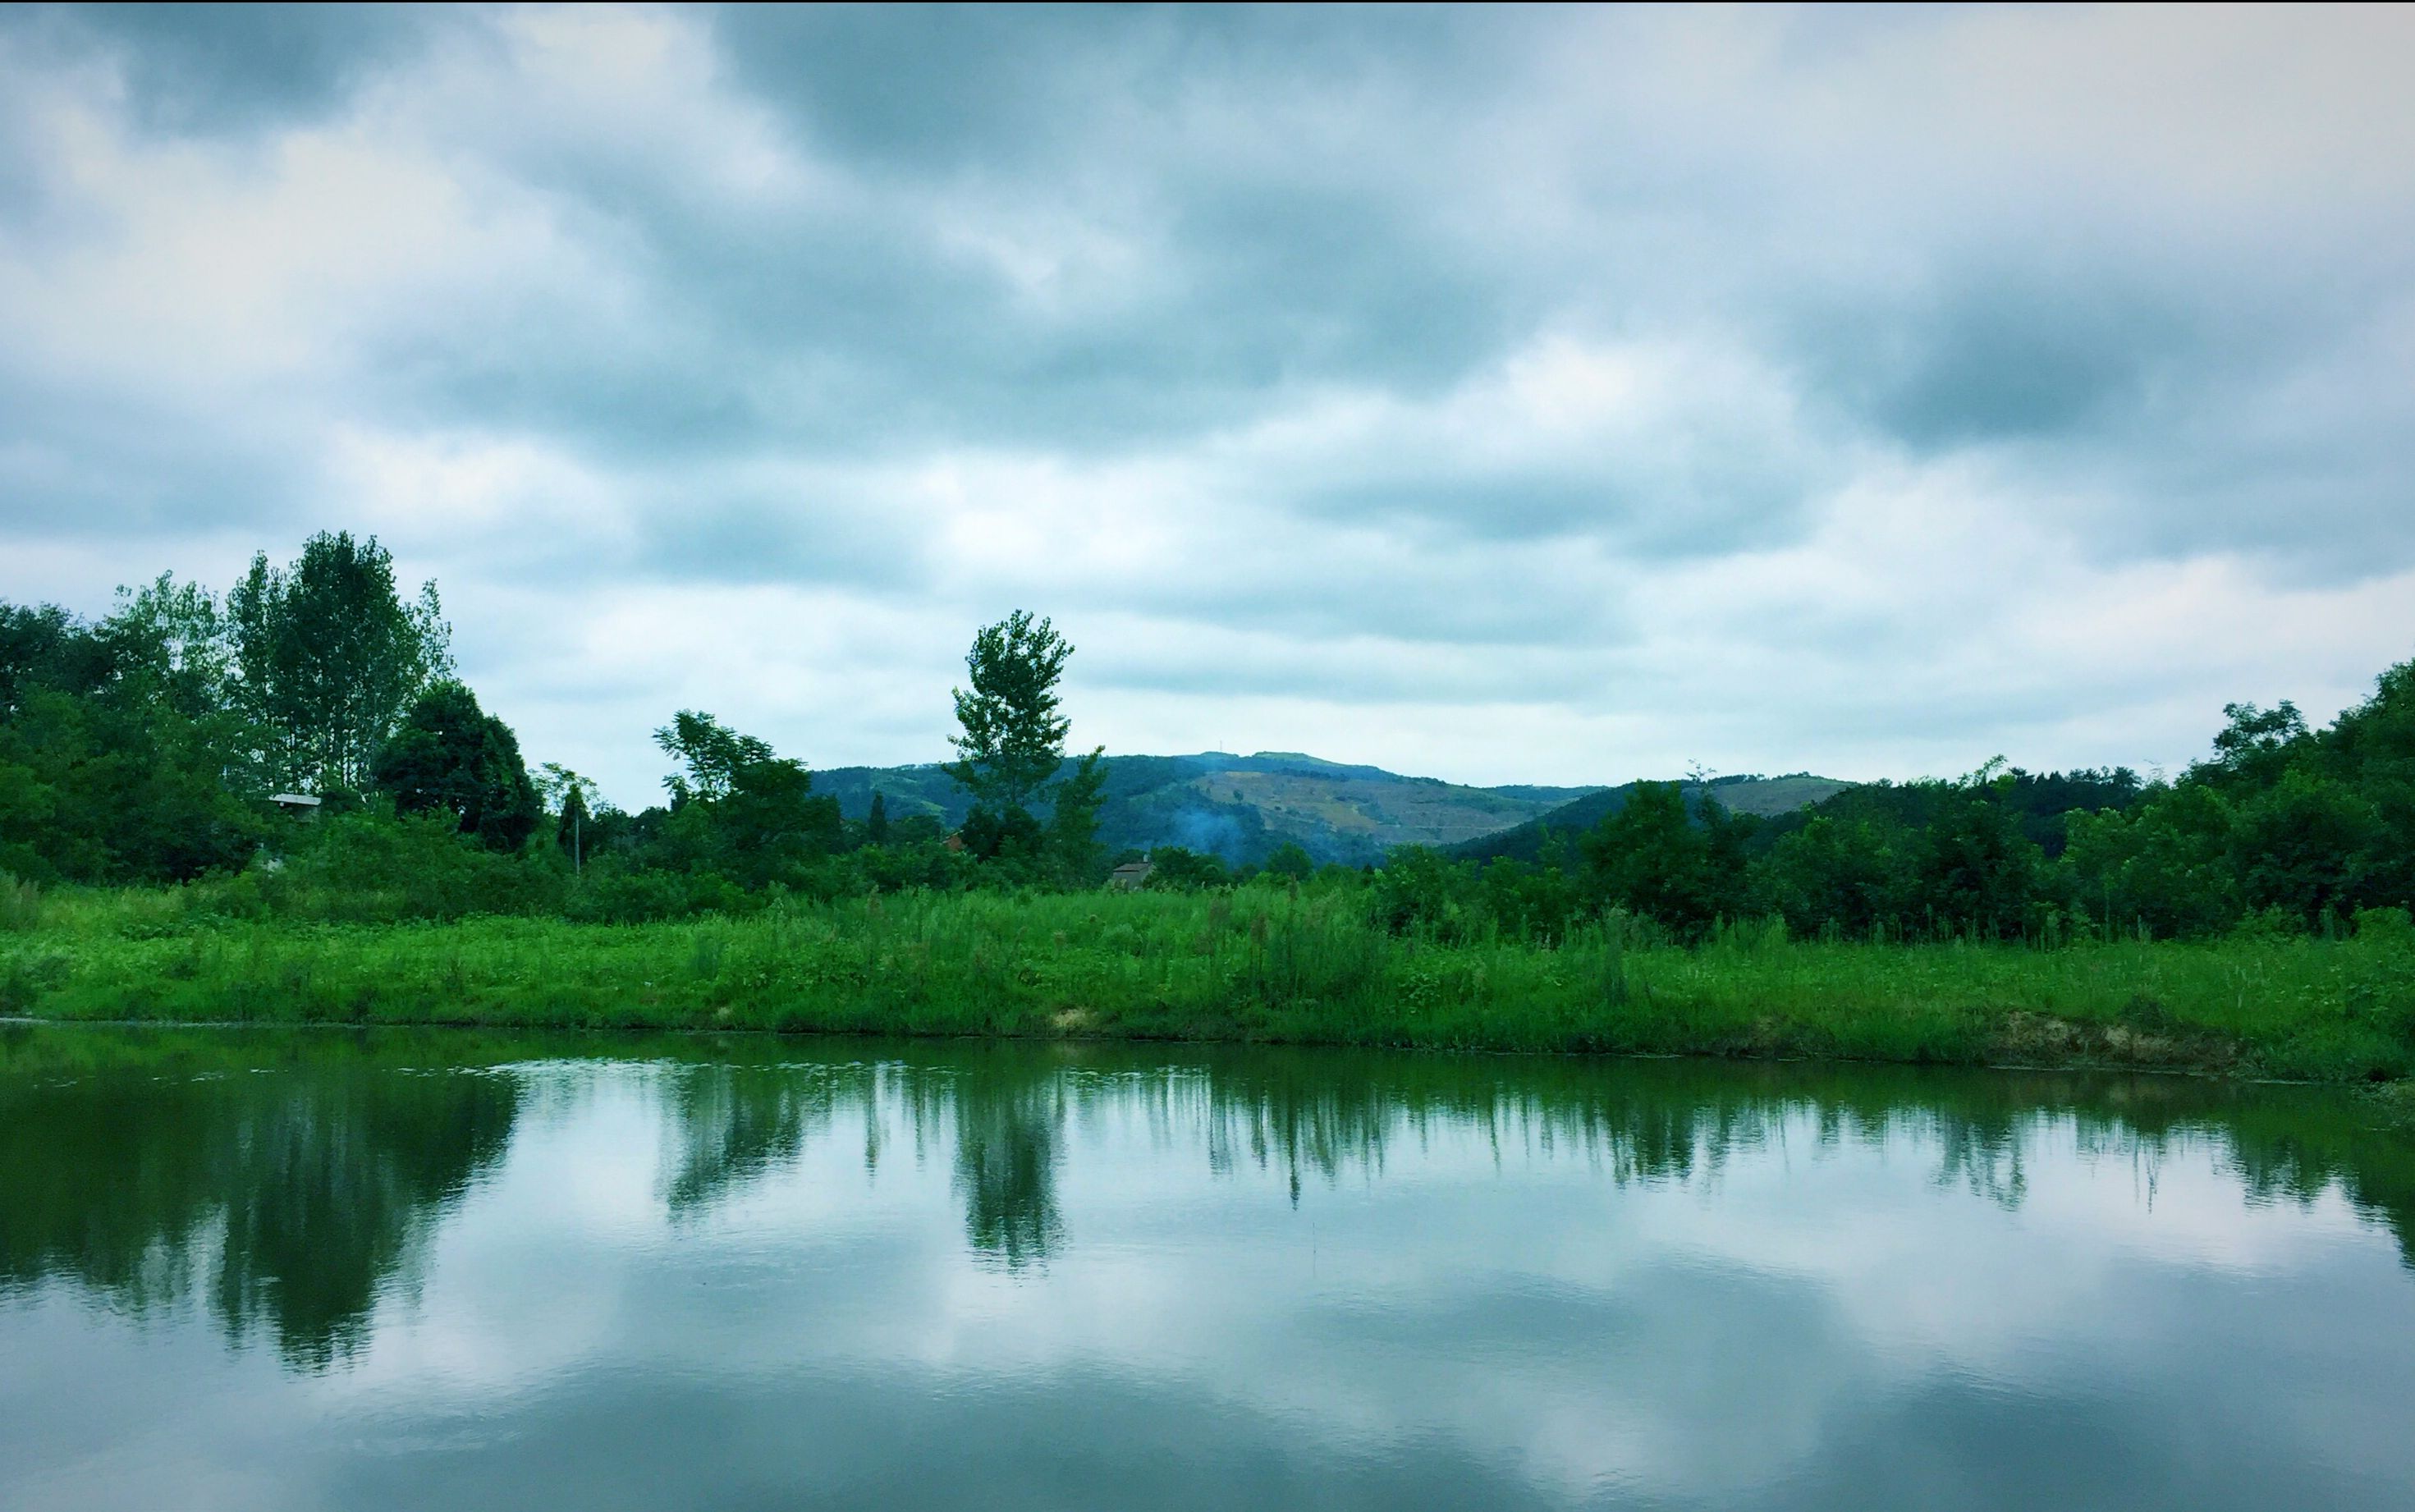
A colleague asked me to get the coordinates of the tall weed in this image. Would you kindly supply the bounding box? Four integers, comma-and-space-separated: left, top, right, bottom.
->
0, 873, 41, 932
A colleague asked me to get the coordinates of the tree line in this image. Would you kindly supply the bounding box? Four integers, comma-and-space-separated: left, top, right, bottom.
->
0, 535, 1108, 917
1377, 677, 2415, 946
3, 532, 2411, 942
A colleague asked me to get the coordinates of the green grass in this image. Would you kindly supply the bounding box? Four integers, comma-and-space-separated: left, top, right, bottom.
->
4, 883, 2413, 1081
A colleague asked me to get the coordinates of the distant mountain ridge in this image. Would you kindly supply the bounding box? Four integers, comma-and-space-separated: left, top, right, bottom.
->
813, 751, 1598, 867
813, 752, 1844, 868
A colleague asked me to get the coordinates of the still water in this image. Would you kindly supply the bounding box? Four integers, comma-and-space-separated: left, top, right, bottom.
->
2, 1024, 2412, 1510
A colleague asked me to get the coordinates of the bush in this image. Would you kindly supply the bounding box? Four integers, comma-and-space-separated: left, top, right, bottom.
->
2354, 906, 2415, 950
1144, 847, 1233, 891
562, 865, 749, 923
1371, 846, 1470, 938
285, 811, 563, 921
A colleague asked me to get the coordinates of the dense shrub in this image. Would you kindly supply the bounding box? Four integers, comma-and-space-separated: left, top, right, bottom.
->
284, 811, 565, 922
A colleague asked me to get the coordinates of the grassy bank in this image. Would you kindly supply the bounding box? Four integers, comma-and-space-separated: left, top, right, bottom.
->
5, 884, 2413, 1081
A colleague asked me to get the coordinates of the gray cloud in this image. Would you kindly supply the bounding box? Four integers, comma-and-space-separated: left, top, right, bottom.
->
16, 3, 435, 135
2, 4, 2412, 800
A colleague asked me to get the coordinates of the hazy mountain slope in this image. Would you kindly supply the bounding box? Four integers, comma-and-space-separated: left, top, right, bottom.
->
811, 764, 966, 826
813, 753, 1605, 867
1713, 775, 1855, 817
1446, 774, 1851, 864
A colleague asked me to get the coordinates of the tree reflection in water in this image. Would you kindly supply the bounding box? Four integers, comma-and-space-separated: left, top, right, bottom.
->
0, 1027, 518, 1370
4, 1025, 2412, 1374
949, 1070, 1065, 1268
658, 1049, 1068, 1267
796, 1046, 2415, 1271
659, 1061, 854, 1217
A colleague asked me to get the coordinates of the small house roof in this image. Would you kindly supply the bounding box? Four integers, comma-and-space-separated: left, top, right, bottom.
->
268, 793, 322, 807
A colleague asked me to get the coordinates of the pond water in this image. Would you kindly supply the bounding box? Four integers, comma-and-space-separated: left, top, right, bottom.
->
2, 1024, 2412, 1510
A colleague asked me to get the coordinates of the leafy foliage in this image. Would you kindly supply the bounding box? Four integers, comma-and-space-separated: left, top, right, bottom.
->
1264, 841, 1316, 880
941, 612, 1110, 884
944, 610, 1073, 818
0, 589, 268, 883
1046, 746, 1109, 882
371, 682, 542, 852
646, 712, 841, 890
654, 711, 776, 805
228, 532, 452, 792
536, 763, 601, 868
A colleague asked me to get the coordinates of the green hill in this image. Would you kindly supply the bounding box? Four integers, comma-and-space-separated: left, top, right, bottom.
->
1745, 768, 2146, 858
1445, 773, 1852, 864
813, 753, 1603, 868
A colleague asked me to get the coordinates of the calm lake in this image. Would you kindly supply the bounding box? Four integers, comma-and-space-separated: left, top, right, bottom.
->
2, 1025, 2412, 1510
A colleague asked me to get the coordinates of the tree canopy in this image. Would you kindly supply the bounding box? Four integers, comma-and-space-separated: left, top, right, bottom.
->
945, 611, 1073, 818
941, 612, 1109, 882
371, 681, 542, 852
228, 532, 451, 793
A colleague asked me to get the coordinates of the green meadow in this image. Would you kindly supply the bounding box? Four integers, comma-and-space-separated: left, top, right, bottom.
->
9, 882, 2411, 1083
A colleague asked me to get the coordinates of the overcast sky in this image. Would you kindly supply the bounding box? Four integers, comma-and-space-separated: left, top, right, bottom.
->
2, 4, 2411, 805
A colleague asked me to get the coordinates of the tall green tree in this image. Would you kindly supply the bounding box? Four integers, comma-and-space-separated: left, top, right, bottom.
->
100, 575, 275, 800
537, 763, 600, 871
229, 532, 451, 792
0, 596, 267, 883
1760, 815, 1904, 940
370, 681, 541, 852
1578, 782, 1751, 938
0, 603, 112, 716
2063, 783, 2239, 939
944, 611, 1074, 822
944, 612, 1110, 877
2197, 699, 2311, 792
1911, 766, 2044, 940
651, 712, 840, 887
101, 575, 234, 726
2229, 768, 2382, 930
1046, 746, 1108, 881
1043, 744, 1106, 879
2320, 655, 2415, 911
653, 711, 773, 805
